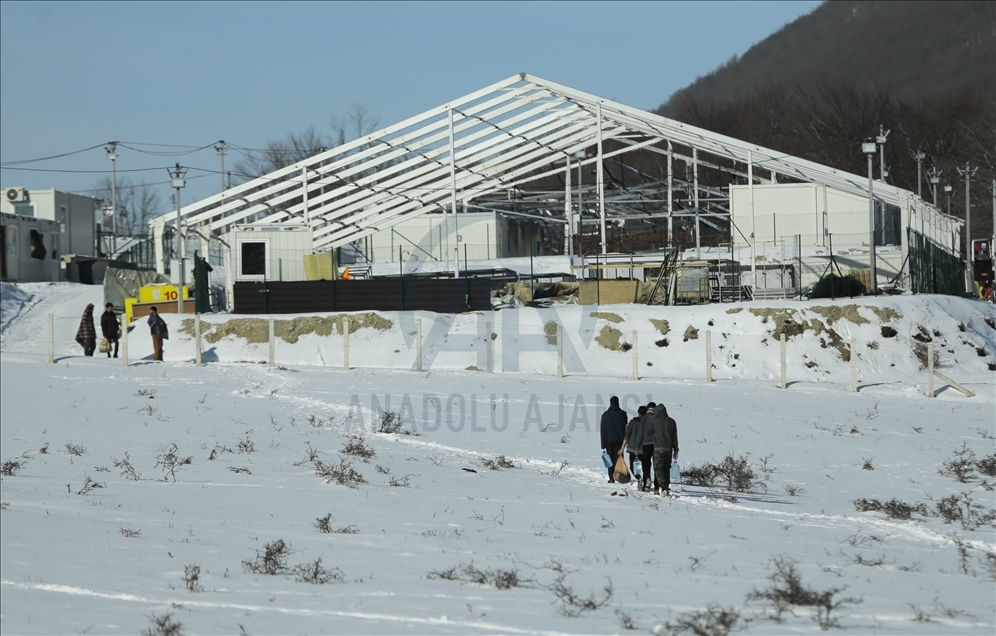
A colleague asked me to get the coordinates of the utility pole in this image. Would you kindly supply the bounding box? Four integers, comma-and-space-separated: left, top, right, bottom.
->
991, 180, 995, 248
862, 140, 878, 294
928, 167, 941, 206
915, 150, 925, 199
214, 141, 229, 193
169, 163, 188, 314
876, 126, 890, 182
957, 163, 978, 294
105, 142, 118, 245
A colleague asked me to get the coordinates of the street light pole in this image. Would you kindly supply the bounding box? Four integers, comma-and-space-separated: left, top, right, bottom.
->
958, 163, 978, 294
915, 150, 925, 199
169, 163, 188, 314
928, 168, 941, 207
105, 142, 118, 248
214, 141, 229, 194
863, 140, 878, 294
876, 126, 890, 182
944, 184, 953, 216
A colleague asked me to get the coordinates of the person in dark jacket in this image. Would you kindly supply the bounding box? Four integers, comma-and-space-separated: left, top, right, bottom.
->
621, 406, 650, 490
600, 395, 627, 483
147, 306, 169, 361
642, 401, 657, 492
651, 403, 679, 496
100, 303, 120, 358
75, 304, 97, 356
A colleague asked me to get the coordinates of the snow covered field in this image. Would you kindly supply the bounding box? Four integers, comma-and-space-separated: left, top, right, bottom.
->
1, 282, 995, 635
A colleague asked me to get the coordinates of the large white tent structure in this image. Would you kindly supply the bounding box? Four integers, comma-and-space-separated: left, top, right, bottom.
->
150, 73, 961, 289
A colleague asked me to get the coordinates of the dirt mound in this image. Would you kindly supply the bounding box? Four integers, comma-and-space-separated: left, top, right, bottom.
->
650, 318, 670, 335
181, 313, 393, 344
590, 311, 623, 324
544, 321, 558, 345
596, 325, 630, 351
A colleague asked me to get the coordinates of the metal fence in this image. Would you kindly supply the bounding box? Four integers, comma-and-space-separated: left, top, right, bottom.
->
907, 228, 965, 296
58, 309, 981, 396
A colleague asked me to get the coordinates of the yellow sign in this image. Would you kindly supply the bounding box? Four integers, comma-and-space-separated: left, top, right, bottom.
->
138, 284, 189, 303
126, 285, 189, 323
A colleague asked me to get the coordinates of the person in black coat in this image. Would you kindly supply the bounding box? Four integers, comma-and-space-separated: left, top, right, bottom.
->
100, 303, 120, 358
652, 404, 679, 496
600, 395, 628, 483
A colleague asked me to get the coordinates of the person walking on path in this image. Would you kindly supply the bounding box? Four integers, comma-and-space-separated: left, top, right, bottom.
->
75, 304, 97, 356
622, 405, 651, 490
641, 401, 657, 492
651, 403, 679, 496
147, 306, 169, 361
600, 395, 628, 483
100, 303, 120, 358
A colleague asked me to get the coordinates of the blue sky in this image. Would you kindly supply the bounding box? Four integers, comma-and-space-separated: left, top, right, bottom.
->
1, 1, 822, 205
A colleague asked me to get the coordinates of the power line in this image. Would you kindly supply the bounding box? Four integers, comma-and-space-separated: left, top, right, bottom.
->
0, 143, 107, 166
118, 142, 217, 157
0, 166, 165, 174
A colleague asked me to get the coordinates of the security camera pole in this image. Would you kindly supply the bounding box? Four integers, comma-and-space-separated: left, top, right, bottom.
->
214, 141, 229, 194
863, 140, 878, 294
105, 142, 118, 249
876, 126, 890, 182
169, 163, 188, 314
928, 168, 941, 207
957, 163, 978, 294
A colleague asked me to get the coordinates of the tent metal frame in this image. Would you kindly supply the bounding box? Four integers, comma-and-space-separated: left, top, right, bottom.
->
150, 73, 961, 276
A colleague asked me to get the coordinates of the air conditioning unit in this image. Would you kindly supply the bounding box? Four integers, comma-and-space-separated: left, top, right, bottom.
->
5, 187, 29, 203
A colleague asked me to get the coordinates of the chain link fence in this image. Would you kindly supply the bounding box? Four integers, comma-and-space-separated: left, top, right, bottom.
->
34, 308, 969, 397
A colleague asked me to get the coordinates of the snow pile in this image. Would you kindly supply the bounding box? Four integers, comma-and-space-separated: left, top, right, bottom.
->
0, 282, 36, 336
1, 282, 994, 634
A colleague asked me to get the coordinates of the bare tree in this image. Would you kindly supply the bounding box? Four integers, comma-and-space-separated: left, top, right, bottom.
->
329, 103, 380, 147
233, 105, 382, 182
89, 176, 163, 235
233, 125, 329, 180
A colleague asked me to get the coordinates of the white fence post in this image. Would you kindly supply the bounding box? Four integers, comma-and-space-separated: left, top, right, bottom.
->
486, 320, 493, 374
705, 330, 712, 383
47, 312, 54, 363
416, 318, 423, 372
195, 314, 202, 367
121, 321, 128, 367
343, 316, 350, 370
268, 318, 275, 367
927, 342, 934, 398
849, 338, 857, 392
631, 329, 638, 380
779, 333, 787, 389
556, 323, 564, 377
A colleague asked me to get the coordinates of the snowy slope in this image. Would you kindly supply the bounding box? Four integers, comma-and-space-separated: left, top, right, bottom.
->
1, 282, 994, 635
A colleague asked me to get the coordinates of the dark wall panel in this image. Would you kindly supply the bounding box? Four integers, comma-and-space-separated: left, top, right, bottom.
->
233, 279, 492, 315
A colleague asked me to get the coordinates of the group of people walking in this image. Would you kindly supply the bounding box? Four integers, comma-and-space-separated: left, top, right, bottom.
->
600, 396, 679, 497
75, 304, 168, 361
74, 303, 121, 358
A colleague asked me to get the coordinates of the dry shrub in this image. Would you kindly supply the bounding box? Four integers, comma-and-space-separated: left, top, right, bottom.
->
747, 557, 861, 629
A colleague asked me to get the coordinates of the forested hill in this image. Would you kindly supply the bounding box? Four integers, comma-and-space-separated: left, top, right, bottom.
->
658, 1, 995, 114
653, 1, 995, 241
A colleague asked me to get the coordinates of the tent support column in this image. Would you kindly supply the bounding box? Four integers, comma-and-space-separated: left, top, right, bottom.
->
565, 154, 573, 257
667, 141, 673, 247
694, 147, 700, 259
302, 167, 309, 226
749, 150, 756, 290
597, 102, 606, 255
448, 107, 457, 276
